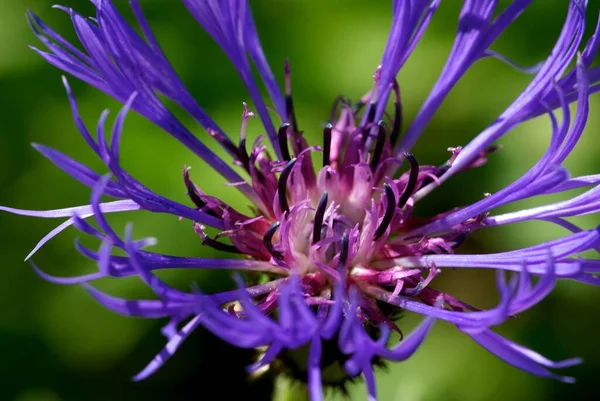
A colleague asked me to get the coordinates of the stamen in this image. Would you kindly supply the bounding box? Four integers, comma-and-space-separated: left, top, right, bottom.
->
422, 162, 450, 187
278, 123, 292, 161
194, 224, 240, 254
330, 95, 349, 123
312, 192, 328, 244
352, 99, 365, 115
278, 158, 297, 214
365, 101, 377, 126
398, 153, 419, 208
369, 120, 387, 171
184, 170, 207, 209
238, 138, 251, 171
374, 183, 396, 240
361, 101, 377, 143
339, 232, 349, 267
184, 169, 221, 218
207, 128, 239, 157
404, 265, 440, 296
284, 59, 299, 132
390, 80, 403, 146
202, 237, 242, 254
263, 221, 283, 259
237, 102, 255, 171
450, 231, 470, 250
323, 123, 332, 167
222, 137, 240, 158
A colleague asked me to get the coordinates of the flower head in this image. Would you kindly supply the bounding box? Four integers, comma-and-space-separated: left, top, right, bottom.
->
4, 0, 600, 399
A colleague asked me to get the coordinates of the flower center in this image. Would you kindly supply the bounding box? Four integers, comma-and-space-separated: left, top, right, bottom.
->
185, 72, 493, 335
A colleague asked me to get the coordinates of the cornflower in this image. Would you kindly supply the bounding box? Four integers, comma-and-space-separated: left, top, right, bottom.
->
3, 1, 600, 399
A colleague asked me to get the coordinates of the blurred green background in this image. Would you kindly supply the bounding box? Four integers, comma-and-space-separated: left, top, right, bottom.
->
1, 0, 599, 400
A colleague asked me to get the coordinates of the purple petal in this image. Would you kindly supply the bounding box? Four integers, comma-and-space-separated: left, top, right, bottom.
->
482, 50, 543, 74
307, 337, 323, 401
372, 284, 511, 330
438, 1, 587, 175
320, 279, 344, 340
467, 329, 581, 383
84, 283, 190, 318
89, 175, 125, 246
100, 97, 227, 229
246, 343, 282, 374
31, 4, 257, 198
397, 1, 532, 154
0, 199, 140, 260
61, 76, 100, 155
31, 261, 103, 284
75, 241, 282, 276
181, 0, 281, 158
396, 227, 599, 277
379, 317, 435, 361
31, 143, 124, 198
27, 10, 92, 65
122, 228, 199, 303
371, 0, 441, 125
362, 363, 377, 401
133, 314, 203, 381
25, 218, 78, 261
232, 275, 280, 342
0, 199, 133, 219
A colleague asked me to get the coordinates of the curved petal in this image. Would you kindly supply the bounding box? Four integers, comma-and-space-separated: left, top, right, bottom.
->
467, 329, 581, 383
133, 314, 203, 381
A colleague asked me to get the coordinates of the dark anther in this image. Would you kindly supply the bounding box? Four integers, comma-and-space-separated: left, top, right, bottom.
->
374, 183, 396, 240
185, 178, 206, 210
313, 192, 328, 244
286, 97, 298, 133
390, 102, 403, 146
202, 236, 242, 254
263, 221, 283, 259
450, 231, 470, 251
278, 123, 292, 161
370, 120, 387, 171
330, 95, 349, 123
398, 152, 419, 208
437, 163, 451, 176
390, 79, 402, 147
422, 162, 450, 187
483, 145, 500, 156
284, 60, 299, 132
278, 158, 297, 214
222, 137, 240, 158
323, 123, 332, 167
238, 137, 251, 172
184, 170, 221, 218
360, 101, 378, 143
352, 100, 365, 115
365, 102, 377, 126
339, 233, 350, 267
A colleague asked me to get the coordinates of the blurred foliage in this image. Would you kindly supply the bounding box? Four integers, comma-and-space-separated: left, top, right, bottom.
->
1, 0, 599, 400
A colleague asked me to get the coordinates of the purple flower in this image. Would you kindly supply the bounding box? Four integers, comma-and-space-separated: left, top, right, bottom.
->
4, 0, 600, 399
